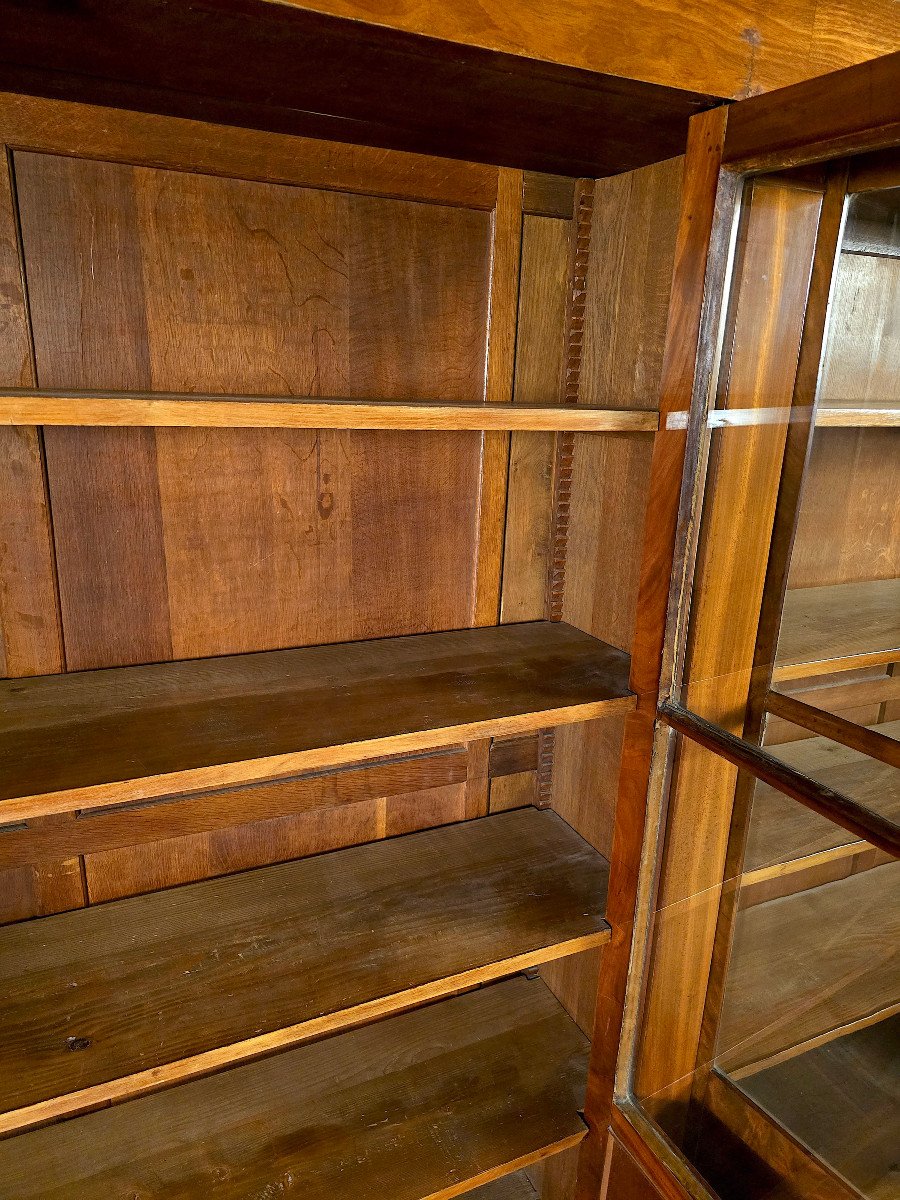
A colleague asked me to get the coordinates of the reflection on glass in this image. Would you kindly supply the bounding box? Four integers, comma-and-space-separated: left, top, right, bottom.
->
632, 161, 900, 1200
715, 841, 899, 1198
745, 715, 900, 875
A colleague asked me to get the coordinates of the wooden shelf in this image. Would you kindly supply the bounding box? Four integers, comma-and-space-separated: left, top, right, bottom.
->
716, 859, 899, 1077
744, 719, 900, 879
0, 389, 659, 432
817, 399, 900, 427
0, 975, 588, 1200
0, 807, 609, 1132
773, 579, 900, 681
734, 1015, 899, 1198
0, 621, 634, 821
472, 1175, 539, 1200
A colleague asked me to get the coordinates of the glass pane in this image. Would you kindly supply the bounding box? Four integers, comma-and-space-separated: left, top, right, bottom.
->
715, 827, 899, 1199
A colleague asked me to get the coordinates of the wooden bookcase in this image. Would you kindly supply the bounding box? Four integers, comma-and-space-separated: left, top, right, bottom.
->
0, 14, 895, 1200
0, 66, 689, 1198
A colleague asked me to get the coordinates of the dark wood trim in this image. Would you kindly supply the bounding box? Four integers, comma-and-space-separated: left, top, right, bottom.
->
766, 691, 900, 769
0, 0, 720, 179
659, 702, 900, 859
723, 51, 900, 172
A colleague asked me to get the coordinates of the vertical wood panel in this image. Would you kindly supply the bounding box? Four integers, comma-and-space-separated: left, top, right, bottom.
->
475, 167, 522, 627
0, 149, 83, 922
13, 145, 496, 896
500, 213, 570, 624
15, 152, 172, 670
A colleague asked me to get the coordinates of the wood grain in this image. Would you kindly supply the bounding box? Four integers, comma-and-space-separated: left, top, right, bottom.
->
0, 391, 659, 431
0, 751, 474, 868
0, 148, 82, 922
0, 11, 717, 179
695, 1067, 861, 1200
476, 167, 523, 626
788, 430, 900, 587
501, 213, 571, 623
723, 51, 900, 168
15, 150, 490, 669
775, 579, 900, 680
251, 0, 897, 99
0, 89, 498, 208
0, 808, 608, 1129
0, 621, 634, 820
580, 110, 730, 1195
766, 692, 900, 767
0, 976, 589, 1199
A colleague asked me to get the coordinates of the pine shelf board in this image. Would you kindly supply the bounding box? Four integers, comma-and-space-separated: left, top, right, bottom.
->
0, 976, 589, 1200
744, 719, 900, 877
716, 859, 900, 1076
773, 579, 900, 681
0, 621, 635, 821
0, 389, 659, 432
0, 807, 609, 1132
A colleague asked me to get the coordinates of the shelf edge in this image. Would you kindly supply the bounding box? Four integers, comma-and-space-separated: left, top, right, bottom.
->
0, 928, 609, 1138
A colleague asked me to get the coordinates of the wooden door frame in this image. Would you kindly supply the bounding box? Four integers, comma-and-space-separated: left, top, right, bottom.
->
595, 49, 900, 1200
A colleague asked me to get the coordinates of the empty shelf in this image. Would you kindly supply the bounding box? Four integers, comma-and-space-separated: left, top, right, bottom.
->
734, 1015, 899, 1198
716, 859, 899, 1076
0, 976, 589, 1200
773, 580, 900, 681
745, 720, 900, 877
0, 807, 609, 1131
0, 389, 659, 432
0, 621, 634, 820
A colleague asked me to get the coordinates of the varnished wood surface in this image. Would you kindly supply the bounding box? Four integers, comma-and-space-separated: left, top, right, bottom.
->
736, 1015, 900, 1199
0, 5, 718, 179
472, 1173, 539, 1200
0, 808, 609, 1129
723, 51, 900, 168
765, 692, 900, 768
817, 403, 900, 427
584, 109, 731, 1187
716, 859, 899, 1074
745, 720, 900, 874
0, 738, 538, 869
0, 390, 661, 431
774, 579, 900, 680
210, 0, 898, 99
0, 622, 634, 820
0, 976, 589, 1199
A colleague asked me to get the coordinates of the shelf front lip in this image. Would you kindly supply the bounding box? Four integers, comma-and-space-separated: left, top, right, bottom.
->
0, 695, 636, 823
0, 391, 660, 432
0, 928, 608, 1138
817, 405, 900, 427
772, 646, 900, 682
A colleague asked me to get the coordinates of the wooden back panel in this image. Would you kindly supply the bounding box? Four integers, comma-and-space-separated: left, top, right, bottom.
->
0, 94, 567, 915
